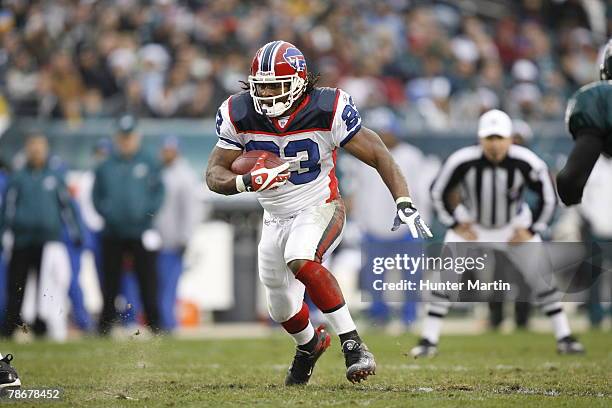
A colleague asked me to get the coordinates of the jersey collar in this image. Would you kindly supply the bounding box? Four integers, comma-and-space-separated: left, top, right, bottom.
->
271, 94, 311, 132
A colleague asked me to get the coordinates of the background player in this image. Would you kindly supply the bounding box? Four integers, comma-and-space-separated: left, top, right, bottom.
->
557, 39, 612, 205
205, 40, 431, 385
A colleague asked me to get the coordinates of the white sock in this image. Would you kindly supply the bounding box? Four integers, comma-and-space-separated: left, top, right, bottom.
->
324, 304, 356, 335
291, 322, 315, 346
550, 311, 571, 340
422, 314, 443, 344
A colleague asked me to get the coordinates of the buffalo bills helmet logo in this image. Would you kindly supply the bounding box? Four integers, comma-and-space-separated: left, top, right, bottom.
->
283, 47, 306, 72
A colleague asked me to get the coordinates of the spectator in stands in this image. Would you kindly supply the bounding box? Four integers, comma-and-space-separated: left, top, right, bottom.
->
93, 115, 164, 335
154, 135, 201, 332
5, 50, 38, 116
0, 0, 602, 123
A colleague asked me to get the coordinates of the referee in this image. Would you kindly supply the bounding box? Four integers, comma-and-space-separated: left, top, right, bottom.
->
431, 110, 556, 239
410, 109, 584, 357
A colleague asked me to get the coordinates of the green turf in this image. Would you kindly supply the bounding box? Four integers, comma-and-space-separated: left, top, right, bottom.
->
2, 330, 610, 407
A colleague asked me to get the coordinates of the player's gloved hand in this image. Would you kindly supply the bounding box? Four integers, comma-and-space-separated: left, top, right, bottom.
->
391, 197, 433, 239
236, 155, 290, 192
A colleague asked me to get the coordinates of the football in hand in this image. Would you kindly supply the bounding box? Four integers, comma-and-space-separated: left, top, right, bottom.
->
231, 150, 286, 175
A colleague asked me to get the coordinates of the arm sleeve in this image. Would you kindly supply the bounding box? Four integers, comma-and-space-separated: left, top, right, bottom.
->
332, 89, 362, 148
215, 98, 244, 151
556, 130, 604, 205
523, 156, 557, 233
430, 151, 469, 227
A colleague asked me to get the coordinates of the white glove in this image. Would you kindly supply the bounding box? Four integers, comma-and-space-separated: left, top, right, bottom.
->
391, 197, 433, 239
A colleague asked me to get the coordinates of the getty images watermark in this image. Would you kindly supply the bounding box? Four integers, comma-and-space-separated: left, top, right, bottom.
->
371, 252, 511, 292
361, 242, 612, 302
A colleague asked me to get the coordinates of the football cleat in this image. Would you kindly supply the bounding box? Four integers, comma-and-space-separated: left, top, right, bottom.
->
342, 340, 376, 383
556, 335, 585, 355
285, 325, 331, 386
0, 354, 21, 396
409, 338, 438, 359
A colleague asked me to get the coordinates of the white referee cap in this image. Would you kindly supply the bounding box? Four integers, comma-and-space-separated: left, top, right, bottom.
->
478, 109, 512, 138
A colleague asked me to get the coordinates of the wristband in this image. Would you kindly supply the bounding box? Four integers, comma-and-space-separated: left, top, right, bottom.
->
236, 175, 246, 193
395, 196, 413, 206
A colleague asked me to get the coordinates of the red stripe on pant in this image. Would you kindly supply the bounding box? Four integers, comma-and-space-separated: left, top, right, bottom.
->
281, 302, 310, 334
314, 200, 345, 263
295, 261, 345, 314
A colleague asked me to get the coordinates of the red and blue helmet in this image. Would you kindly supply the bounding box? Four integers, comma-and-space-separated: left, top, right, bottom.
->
248, 41, 308, 117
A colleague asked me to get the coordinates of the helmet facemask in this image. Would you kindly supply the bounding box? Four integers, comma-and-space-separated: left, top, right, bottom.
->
248, 74, 306, 117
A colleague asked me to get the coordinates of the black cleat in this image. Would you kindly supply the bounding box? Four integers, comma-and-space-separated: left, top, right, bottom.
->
557, 335, 585, 355
0, 354, 21, 396
409, 338, 438, 358
342, 340, 376, 383
285, 325, 331, 386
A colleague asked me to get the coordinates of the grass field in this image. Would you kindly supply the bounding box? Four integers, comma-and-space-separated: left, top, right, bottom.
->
2, 330, 610, 407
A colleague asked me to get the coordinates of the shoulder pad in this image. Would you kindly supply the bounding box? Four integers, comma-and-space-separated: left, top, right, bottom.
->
229, 91, 252, 123
312, 88, 339, 113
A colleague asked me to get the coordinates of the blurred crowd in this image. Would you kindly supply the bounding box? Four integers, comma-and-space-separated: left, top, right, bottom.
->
0, 0, 610, 129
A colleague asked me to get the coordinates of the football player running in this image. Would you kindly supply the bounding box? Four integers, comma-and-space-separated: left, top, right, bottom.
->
206, 40, 432, 385
557, 39, 612, 204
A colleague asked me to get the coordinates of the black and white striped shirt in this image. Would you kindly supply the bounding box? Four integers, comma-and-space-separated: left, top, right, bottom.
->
430, 145, 557, 232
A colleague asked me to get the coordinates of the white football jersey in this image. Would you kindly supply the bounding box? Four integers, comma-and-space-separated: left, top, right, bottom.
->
215, 87, 361, 217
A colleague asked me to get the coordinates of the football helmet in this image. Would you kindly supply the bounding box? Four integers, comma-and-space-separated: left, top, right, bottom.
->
600, 39, 612, 80
248, 41, 308, 117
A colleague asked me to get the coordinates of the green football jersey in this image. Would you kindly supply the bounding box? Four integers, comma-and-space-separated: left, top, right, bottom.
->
565, 80, 612, 156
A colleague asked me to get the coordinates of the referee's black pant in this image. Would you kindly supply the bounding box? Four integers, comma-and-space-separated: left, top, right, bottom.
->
1, 245, 45, 337
98, 237, 160, 335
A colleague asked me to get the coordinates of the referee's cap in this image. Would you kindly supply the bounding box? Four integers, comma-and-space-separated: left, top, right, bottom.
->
478, 109, 512, 138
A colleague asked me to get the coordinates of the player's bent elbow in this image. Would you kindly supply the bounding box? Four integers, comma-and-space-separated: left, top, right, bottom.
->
205, 167, 225, 195
556, 171, 582, 206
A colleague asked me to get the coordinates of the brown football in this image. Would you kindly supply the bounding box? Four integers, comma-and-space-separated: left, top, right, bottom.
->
230, 150, 286, 175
